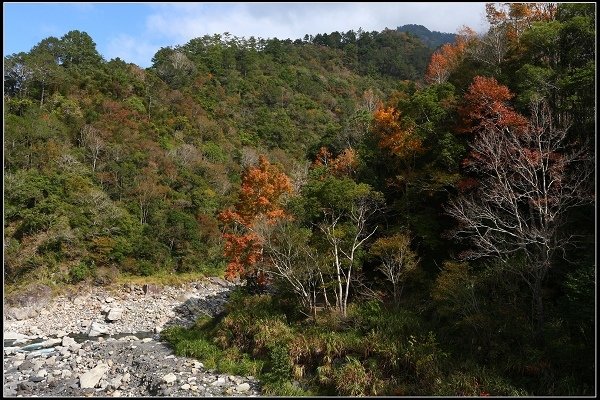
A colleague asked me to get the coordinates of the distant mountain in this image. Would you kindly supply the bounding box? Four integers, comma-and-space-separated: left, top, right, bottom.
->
396, 24, 456, 49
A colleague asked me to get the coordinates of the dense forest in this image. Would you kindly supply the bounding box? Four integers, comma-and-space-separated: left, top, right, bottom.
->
3, 3, 595, 396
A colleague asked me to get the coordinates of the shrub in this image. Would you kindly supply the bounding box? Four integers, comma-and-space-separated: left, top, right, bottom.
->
69, 261, 91, 283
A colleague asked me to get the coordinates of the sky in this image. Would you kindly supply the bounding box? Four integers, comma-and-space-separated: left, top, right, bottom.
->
4, 2, 489, 68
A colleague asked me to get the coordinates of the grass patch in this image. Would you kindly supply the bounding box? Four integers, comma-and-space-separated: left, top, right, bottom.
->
114, 270, 210, 286
160, 288, 451, 396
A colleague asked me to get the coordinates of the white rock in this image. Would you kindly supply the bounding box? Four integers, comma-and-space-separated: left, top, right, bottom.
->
69, 343, 82, 352
106, 308, 123, 322
211, 377, 226, 386
79, 363, 109, 389
62, 336, 77, 347
41, 338, 62, 348
163, 373, 177, 384
4, 347, 19, 355
237, 383, 251, 392
182, 384, 191, 390
87, 322, 108, 337
4, 331, 32, 340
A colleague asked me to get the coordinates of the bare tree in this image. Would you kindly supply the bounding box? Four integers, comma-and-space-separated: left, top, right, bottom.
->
466, 26, 509, 75
446, 99, 593, 335
320, 196, 381, 317
79, 125, 105, 172
256, 219, 325, 318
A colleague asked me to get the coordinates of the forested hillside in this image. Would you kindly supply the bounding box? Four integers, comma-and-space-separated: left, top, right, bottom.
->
397, 24, 457, 48
4, 3, 596, 396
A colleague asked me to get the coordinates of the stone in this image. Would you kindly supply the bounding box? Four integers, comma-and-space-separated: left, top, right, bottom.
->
79, 363, 109, 389
6, 284, 52, 308
182, 384, 191, 390
62, 336, 77, 347
236, 383, 251, 392
109, 375, 123, 389
29, 375, 45, 383
70, 343, 82, 352
211, 376, 226, 386
143, 284, 161, 296
112, 390, 121, 397
32, 359, 45, 371
36, 369, 48, 378
106, 308, 124, 322
17, 382, 34, 391
18, 360, 34, 371
73, 297, 85, 305
163, 373, 177, 384
4, 346, 19, 355
105, 297, 115, 303
88, 322, 108, 337
29, 325, 42, 335
208, 277, 230, 287
4, 331, 32, 340
41, 338, 62, 348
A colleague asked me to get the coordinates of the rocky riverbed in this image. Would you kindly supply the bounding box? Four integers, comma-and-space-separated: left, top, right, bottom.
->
3, 278, 261, 397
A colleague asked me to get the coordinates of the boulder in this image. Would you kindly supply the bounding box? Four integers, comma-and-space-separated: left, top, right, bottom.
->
79, 363, 109, 389
40, 338, 62, 348
106, 308, 123, 322
236, 382, 251, 392
62, 336, 77, 347
5, 284, 52, 308
143, 284, 162, 296
87, 322, 108, 337
162, 373, 177, 384
4, 331, 33, 341
6, 307, 38, 321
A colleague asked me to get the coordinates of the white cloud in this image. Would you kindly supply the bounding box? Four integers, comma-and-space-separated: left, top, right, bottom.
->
103, 34, 162, 67
144, 2, 488, 45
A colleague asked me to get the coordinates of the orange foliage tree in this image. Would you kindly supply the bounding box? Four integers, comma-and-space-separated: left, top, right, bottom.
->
312, 146, 358, 177
372, 107, 424, 161
218, 155, 292, 284
425, 27, 475, 84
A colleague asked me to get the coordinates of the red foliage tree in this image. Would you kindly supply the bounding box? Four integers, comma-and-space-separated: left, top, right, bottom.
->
218, 156, 292, 284
459, 76, 528, 136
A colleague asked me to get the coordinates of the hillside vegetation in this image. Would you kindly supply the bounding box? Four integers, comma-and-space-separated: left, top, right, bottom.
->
4, 3, 595, 396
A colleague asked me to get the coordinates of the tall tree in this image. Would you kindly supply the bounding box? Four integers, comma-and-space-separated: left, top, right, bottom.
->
219, 156, 292, 285
447, 92, 592, 337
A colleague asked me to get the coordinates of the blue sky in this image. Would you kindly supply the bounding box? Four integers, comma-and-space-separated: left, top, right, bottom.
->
4, 2, 488, 68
